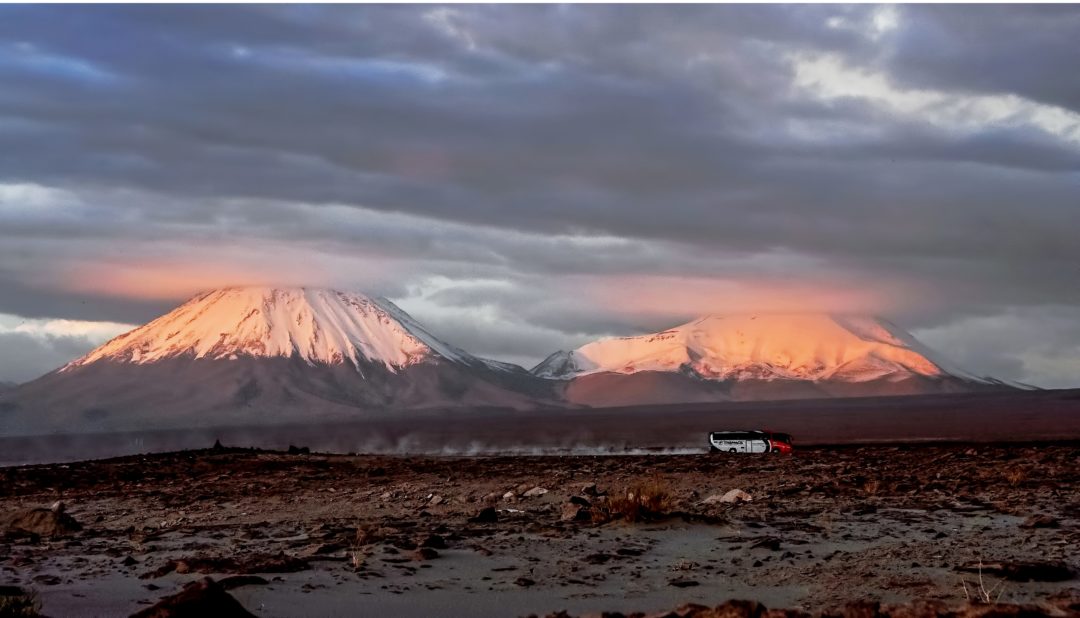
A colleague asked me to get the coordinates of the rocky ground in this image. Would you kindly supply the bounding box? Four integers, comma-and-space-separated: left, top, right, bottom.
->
1, 444, 1077, 617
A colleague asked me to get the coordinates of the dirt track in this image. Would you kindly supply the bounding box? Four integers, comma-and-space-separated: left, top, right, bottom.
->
1, 444, 1078, 616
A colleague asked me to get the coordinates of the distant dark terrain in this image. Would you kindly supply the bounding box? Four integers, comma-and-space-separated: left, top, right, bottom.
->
2, 388, 1078, 466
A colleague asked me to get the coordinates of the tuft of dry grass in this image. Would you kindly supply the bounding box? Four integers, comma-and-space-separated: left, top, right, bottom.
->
862, 479, 880, 495
959, 560, 1007, 604
1003, 466, 1027, 487
349, 523, 383, 570
607, 476, 672, 522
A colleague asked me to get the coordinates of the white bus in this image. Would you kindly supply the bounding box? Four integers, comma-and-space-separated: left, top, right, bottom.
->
708, 430, 792, 454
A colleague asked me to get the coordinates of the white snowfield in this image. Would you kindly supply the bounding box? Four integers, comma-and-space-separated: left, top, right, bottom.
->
533, 314, 988, 384
62, 287, 476, 372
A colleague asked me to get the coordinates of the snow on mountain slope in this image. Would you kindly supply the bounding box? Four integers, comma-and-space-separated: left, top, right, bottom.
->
62, 287, 479, 373
533, 314, 988, 385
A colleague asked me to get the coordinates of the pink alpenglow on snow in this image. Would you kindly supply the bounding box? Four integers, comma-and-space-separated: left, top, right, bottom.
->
533, 314, 987, 384
61, 287, 471, 372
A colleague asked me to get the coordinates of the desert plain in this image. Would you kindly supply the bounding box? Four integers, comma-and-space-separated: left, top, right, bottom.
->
1, 439, 1078, 617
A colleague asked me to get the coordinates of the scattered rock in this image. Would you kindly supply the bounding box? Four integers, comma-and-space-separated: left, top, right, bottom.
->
750, 537, 782, 551
581, 483, 599, 496
561, 502, 591, 522
700, 489, 753, 505
523, 487, 549, 498
582, 552, 614, 565
427, 494, 444, 507
420, 534, 447, 549
470, 506, 498, 524
142, 552, 309, 578
130, 577, 255, 617
217, 575, 269, 590
2, 504, 82, 537
502, 491, 517, 502
514, 577, 535, 587
415, 547, 440, 560
1020, 514, 1059, 529
668, 578, 700, 588
568, 495, 591, 507
957, 560, 1073, 582
32, 574, 62, 586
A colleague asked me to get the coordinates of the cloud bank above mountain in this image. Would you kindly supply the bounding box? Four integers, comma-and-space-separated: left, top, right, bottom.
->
0, 5, 1077, 387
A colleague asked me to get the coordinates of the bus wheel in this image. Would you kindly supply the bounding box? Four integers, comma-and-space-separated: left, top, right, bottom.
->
728, 448, 737, 453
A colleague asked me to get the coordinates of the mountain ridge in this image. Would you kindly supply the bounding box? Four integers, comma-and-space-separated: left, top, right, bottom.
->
2, 296, 1018, 435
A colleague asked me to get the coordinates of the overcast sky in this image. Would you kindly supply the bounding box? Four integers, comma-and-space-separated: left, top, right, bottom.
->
0, 5, 1078, 387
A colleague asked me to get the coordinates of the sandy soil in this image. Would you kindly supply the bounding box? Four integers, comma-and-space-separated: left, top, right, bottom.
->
1, 445, 1078, 616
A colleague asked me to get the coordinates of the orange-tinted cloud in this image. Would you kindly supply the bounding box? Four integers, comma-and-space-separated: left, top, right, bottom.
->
578, 273, 909, 319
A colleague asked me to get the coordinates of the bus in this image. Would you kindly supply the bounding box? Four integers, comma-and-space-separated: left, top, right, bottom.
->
708, 430, 793, 454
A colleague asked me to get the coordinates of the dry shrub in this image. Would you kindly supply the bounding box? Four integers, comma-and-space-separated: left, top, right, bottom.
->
350, 523, 383, 569
862, 479, 880, 495
608, 476, 672, 522
1003, 467, 1027, 487
0, 586, 40, 618
354, 523, 384, 547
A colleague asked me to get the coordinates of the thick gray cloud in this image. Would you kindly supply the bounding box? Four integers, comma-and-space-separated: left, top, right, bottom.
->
0, 332, 102, 383
0, 5, 1077, 385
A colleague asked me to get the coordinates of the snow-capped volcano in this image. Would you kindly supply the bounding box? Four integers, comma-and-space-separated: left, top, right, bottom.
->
63, 287, 476, 372
534, 314, 1001, 405
535, 314, 960, 382
4, 287, 554, 435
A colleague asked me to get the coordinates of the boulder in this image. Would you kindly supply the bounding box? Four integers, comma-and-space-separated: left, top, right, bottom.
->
568, 495, 591, 507
522, 487, 549, 498
130, 577, 255, 617
561, 502, 591, 522
2, 502, 82, 537
469, 506, 498, 524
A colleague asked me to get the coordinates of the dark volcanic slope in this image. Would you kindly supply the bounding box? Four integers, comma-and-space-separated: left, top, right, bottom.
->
559, 371, 998, 407
0, 356, 558, 437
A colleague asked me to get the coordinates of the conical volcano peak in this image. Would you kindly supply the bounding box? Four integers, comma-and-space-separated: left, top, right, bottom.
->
61, 287, 469, 371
